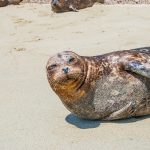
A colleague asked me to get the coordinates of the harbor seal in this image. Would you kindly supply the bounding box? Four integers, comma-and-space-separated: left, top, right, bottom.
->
51, 0, 98, 13
0, 0, 22, 7
51, 0, 150, 12
46, 47, 150, 120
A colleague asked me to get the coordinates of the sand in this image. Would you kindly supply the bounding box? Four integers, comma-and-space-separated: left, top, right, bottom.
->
0, 3, 150, 150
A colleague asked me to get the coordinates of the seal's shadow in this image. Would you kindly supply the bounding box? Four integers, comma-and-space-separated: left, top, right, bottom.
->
66, 114, 150, 129
113, 115, 150, 124
65, 114, 101, 129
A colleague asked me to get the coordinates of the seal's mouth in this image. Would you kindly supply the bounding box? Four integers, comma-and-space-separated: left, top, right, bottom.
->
52, 71, 86, 92
56, 73, 82, 84
51, 6, 69, 13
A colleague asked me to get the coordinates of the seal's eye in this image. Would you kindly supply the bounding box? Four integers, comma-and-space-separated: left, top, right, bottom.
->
68, 57, 75, 63
49, 64, 57, 70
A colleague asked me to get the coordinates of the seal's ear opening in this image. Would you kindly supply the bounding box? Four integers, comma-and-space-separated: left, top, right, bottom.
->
69, 5, 79, 12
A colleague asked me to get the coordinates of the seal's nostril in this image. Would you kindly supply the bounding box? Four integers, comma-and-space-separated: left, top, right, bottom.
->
62, 67, 69, 74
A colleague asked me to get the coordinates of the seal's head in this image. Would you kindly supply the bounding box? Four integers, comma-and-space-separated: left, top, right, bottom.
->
46, 51, 87, 101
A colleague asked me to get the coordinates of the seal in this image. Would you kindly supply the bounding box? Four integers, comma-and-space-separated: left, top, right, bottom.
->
51, 0, 98, 13
0, 0, 8, 7
51, 0, 150, 12
46, 47, 150, 120
0, 0, 22, 7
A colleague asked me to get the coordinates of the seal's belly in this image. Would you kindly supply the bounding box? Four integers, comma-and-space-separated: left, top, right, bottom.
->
93, 73, 150, 118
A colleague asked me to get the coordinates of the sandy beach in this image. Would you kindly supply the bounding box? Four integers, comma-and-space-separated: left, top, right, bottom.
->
0, 3, 150, 150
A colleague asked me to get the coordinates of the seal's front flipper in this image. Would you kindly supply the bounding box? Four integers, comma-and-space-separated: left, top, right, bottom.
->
69, 5, 79, 12
103, 102, 135, 120
125, 60, 150, 78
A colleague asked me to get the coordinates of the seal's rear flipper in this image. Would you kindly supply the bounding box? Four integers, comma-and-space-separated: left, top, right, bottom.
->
103, 102, 135, 120
103, 100, 149, 120
125, 60, 150, 78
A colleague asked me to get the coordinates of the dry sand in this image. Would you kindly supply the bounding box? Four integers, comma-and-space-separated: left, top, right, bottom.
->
0, 3, 150, 150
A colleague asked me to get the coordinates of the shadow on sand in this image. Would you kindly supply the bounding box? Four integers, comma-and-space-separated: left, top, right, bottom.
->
112, 115, 150, 124
65, 113, 150, 129
65, 114, 101, 129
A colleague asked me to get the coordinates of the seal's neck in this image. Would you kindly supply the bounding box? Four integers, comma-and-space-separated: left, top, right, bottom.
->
83, 56, 104, 84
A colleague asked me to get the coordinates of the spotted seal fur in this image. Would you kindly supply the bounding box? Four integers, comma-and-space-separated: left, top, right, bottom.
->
46, 47, 150, 120
51, 0, 99, 13
0, 0, 22, 7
